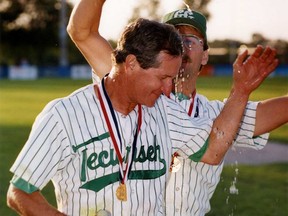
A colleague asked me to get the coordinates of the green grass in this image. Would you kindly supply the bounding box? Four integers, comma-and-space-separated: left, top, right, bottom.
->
207, 163, 288, 216
0, 77, 287, 215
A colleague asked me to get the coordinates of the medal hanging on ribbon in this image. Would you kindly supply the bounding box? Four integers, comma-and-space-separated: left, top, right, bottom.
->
97, 78, 142, 201
116, 182, 127, 201
170, 153, 181, 173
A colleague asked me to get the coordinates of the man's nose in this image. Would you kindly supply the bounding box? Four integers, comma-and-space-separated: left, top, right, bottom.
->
162, 79, 173, 97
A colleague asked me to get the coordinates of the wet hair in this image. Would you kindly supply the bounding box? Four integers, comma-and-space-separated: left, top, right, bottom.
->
112, 18, 183, 69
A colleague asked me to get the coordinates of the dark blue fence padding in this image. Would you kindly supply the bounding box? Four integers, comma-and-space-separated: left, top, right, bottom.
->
272, 64, 288, 77
213, 64, 233, 76
0, 64, 287, 80
213, 64, 288, 77
0, 65, 8, 78
38, 66, 71, 78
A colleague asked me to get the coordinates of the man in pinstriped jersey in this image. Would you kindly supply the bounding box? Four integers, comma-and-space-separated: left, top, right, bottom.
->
68, 1, 287, 216
162, 8, 288, 215
7, 1, 284, 216
65, 0, 286, 215
8, 17, 217, 216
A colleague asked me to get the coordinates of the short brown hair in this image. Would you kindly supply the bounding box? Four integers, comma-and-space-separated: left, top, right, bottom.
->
112, 18, 183, 69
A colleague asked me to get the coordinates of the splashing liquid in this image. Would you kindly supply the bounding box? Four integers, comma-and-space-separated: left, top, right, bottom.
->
229, 176, 239, 195
224, 161, 239, 215
174, 68, 185, 101
229, 166, 239, 195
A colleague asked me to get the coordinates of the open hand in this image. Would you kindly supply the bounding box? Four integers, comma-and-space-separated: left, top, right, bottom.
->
232, 45, 279, 95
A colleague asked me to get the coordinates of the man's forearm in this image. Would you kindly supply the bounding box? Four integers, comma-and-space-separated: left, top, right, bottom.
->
67, 0, 104, 41
201, 89, 249, 164
254, 96, 288, 136
7, 184, 66, 216
67, 0, 112, 77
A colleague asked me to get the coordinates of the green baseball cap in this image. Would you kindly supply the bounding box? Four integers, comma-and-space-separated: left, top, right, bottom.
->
163, 9, 208, 49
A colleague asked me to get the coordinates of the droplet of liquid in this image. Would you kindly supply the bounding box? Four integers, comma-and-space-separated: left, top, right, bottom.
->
229, 182, 239, 195
229, 175, 239, 195
226, 195, 230, 204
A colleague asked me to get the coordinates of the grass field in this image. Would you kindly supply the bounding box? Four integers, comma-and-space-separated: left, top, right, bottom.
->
0, 77, 287, 215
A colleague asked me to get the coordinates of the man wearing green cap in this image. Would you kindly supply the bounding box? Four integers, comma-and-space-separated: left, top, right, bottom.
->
161, 8, 287, 215
162, 9, 238, 215
66, 1, 288, 215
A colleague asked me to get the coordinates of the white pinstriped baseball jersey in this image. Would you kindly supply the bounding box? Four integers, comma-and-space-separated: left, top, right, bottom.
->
165, 93, 269, 216
10, 83, 213, 216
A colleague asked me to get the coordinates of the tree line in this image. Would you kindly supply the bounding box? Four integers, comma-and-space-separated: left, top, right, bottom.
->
0, 0, 287, 67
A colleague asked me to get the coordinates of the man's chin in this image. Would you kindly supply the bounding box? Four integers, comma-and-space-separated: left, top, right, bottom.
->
144, 100, 156, 108
145, 94, 161, 107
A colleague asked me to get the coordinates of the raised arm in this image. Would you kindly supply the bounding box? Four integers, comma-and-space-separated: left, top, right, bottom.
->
201, 45, 279, 164
67, 0, 112, 78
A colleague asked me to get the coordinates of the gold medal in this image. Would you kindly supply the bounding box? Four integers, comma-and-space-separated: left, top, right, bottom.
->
116, 183, 127, 201
170, 154, 181, 173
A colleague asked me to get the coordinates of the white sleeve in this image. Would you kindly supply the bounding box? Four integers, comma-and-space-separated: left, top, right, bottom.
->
233, 101, 269, 150
162, 96, 212, 158
202, 96, 269, 150
10, 103, 71, 190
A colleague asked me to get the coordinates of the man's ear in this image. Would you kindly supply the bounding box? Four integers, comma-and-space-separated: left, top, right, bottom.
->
125, 54, 137, 71
201, 50, 209, 65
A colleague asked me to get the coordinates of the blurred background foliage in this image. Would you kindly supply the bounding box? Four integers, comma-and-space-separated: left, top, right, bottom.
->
0, 0, 287, 67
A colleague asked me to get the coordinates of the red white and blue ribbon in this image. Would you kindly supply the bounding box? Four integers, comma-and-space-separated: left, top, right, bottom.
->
97, 77, 142, 184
